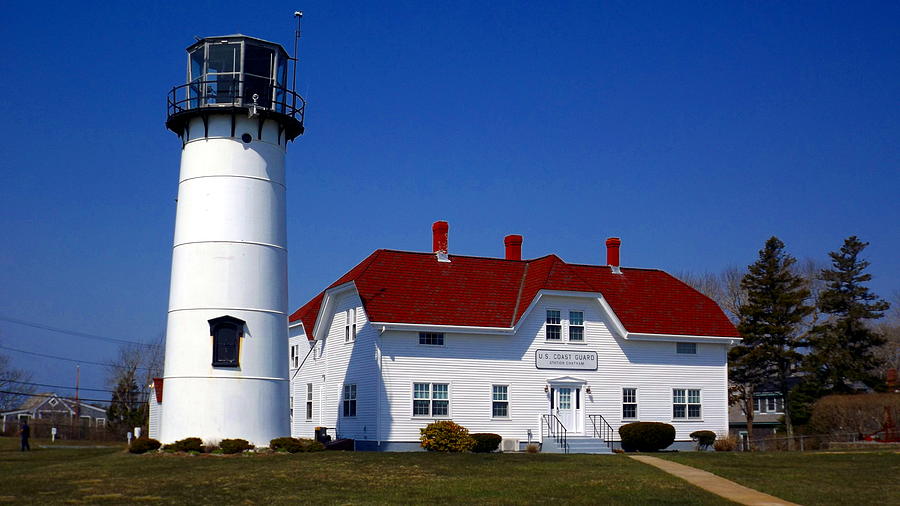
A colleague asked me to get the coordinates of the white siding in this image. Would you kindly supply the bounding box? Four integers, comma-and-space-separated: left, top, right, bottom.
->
290, 292, 730, 447
290, 291, 380, 442
148, 395, 162, 440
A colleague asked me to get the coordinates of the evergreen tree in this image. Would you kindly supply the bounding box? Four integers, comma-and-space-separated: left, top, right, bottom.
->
737, 237, 812, 444
806, 236, 890, 393
106, 369, 147, 438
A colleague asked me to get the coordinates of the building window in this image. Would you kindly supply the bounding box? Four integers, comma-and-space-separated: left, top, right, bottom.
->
289, 396, 294, 420
623, 388, 637, 419
413, 382, 449, 417
676, 342, 697, 354
419, 332, 444, 346
209, 315, 245, 367
755, 396, 783, 414
342, 384, 357, 417
492, 385, 509, 418
345, 308, 357, 343
673, 389, 702, 419
96, 418, 106, 428
306, 383, 314, 420
290, 344, 300, 369
546, 310, 561, 340
569, 311, 584, 341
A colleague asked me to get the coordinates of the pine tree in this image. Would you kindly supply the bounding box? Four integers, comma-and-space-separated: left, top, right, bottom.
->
106, 370, 147, 438
806, 236, 890, 393
737, 237, 812, 444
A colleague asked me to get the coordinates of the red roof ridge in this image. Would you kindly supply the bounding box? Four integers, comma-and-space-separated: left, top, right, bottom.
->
510, 262, 530, 327
563, 261, 664, 273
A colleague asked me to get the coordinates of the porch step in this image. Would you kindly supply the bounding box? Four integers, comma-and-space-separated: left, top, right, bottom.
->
542, 436, 613, 454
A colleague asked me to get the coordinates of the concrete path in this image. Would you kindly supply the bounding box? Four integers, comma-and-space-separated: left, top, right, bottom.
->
630, 455, 800, 506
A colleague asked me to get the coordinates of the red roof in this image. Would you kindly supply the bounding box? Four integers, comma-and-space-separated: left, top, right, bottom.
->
289, 250, 739, 340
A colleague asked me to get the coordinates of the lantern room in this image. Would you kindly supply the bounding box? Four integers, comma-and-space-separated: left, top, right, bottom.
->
166, 34, 305, 141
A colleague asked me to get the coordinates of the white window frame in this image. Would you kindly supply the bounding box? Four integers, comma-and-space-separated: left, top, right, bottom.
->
342, 383, 357, 417
412, 382, 450, 418
545, 309, 562, 341
345, 308, 357, 343
306, 383, 314, 420
672, 388, 702, 420
568, 310, 585, 342
290, 344, 300, 368
418, 332, 444, 346
622, 387, 638, 420
492, 384, 509, 419
755, 395, 783, 414
676, 342, 697, 354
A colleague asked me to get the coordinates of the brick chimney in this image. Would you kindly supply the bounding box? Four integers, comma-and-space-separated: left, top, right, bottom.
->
606, 237, 621, 271
504, 235, 523, 261
432, 221, 449, 262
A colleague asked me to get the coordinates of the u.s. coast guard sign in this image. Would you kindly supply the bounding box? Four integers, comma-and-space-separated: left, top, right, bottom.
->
535, 349, 598, 371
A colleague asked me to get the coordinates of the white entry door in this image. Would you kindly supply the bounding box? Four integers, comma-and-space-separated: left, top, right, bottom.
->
555, 387, 575, 430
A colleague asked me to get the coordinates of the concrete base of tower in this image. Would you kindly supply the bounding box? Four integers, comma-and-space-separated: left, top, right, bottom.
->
158, 376, 289, 448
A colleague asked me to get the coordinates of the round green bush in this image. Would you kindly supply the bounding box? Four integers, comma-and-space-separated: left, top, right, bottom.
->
129, 437, 161, 454
163, 437, 204, 453
471, 433, 502, 453
220, 438, 254, 454
419, 420, 475, 452
618, 422, 676, 452
690, 430, 717, 450
269, 437, 324, 453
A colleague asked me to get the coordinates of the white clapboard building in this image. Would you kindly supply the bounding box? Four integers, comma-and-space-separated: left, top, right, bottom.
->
287, 222, 740, 452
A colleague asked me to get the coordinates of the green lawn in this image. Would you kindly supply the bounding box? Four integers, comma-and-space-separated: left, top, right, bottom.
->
0, 438, 728, 505
657, 451, 900, 506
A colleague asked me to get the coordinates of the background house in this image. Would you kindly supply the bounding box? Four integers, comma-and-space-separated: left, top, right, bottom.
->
1, 393, 108, 439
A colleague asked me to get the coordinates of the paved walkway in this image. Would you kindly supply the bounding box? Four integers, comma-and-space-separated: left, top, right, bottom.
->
629, 455, 800, 506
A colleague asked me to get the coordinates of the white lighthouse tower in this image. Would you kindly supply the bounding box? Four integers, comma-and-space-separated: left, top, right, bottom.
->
159, 33, 304, 446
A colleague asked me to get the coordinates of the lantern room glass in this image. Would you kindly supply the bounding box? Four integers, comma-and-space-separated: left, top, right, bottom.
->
184, 37, 287, 111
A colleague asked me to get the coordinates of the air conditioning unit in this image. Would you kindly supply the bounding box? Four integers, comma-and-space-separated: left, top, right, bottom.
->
501, 438, 520, 452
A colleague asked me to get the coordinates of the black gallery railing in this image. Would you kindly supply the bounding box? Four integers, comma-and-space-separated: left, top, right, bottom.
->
166, 79, 305, 124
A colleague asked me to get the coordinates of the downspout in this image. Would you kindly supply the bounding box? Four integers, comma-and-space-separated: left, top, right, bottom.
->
375, 334, 382, 448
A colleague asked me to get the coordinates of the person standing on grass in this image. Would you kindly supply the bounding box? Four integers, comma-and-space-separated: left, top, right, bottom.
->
19, 419, 31, 451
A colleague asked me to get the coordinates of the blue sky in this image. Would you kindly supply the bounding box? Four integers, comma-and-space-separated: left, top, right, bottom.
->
1, 1, 898, 396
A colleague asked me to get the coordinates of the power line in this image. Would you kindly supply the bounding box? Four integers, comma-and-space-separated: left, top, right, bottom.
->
0, 344, 154, 371
1, 378, 114, 394
0, 315, 161, 348
0, 390, 148, 405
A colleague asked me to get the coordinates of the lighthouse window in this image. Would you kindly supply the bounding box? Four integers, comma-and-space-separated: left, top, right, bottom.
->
244, 45, 274, 79
207, 43, 240, 74
209, 316, 245, 367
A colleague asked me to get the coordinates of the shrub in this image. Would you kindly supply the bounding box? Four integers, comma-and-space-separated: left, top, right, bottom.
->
471, 433, 502, 453
525, 443, 540, 453
220, 438, 254, 454
129, 437, 161, 454
690, 430, 717, 450
808, 393, 900, 437
419, 420, 475, 452
713, 435, 737, 451
618, 422, 676, 452
163, 437, 203, 453
269, 437, 324, 453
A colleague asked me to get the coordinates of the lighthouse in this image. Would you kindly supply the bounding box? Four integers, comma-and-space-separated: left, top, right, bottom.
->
159, 33, 304, 446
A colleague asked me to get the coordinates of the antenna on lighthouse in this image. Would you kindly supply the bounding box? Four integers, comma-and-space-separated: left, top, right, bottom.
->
292, 11, 303, 107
